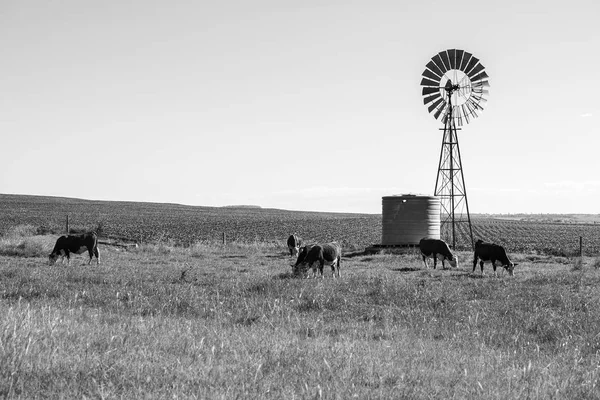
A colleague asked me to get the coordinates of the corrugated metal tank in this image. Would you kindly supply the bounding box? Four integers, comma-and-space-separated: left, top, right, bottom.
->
381, 195, 440, 245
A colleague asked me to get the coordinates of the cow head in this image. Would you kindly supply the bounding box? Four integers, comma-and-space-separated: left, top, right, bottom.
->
291, 246, 300, 257
448, 254, 458, 268
505, 262, 517, 276
48, 253, 59, 265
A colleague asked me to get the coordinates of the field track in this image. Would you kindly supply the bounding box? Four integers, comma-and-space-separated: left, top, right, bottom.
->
1, 194, 599, 255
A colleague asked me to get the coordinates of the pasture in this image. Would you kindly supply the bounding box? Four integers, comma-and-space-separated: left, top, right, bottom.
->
1, 229, 600, 398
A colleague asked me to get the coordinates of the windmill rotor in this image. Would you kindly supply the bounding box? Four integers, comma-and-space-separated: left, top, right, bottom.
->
420, 49, 489, 127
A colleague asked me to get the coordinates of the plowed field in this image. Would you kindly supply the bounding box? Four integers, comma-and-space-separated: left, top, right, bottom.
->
1, 194, 599, 255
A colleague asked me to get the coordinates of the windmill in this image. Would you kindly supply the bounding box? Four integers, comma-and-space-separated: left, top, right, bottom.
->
420, 49, 490, 250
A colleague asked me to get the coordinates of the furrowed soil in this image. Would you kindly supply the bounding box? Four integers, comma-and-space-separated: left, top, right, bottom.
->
1, 193, 600, 255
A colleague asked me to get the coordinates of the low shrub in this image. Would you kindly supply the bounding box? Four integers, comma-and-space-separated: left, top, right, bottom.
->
0, 237, 50, 258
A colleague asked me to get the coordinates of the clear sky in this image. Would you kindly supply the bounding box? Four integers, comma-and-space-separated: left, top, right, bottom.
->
1, 0, 598, 214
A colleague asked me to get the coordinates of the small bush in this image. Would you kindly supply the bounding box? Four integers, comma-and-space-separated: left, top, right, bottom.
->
4, 225, 38, 238
0, 237, 49, 258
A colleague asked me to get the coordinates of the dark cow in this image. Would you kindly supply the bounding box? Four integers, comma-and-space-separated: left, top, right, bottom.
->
287, 234, 303, 256
419, 237, 458, 269
473, 239, 516, 276
49, 232, 100, 265
293, 242, 341, 278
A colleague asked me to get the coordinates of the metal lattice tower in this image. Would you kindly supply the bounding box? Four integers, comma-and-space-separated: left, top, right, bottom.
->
433, 95, 473, 250
420, 49, 490, 250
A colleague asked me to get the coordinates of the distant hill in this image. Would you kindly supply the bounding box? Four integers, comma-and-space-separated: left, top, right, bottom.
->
222, 205, 262, 209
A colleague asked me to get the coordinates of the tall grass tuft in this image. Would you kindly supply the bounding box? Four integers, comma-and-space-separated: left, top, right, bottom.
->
0, 302, 34, 397
572, 257, 584, 271
0, 226, 53, 258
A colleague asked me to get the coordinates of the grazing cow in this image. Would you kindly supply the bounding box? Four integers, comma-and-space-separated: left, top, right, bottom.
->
287, 234, 303, 256
49, 232, 100, 265
419, 237, 458, 269
293, 242, 341, 278
472, 239, 516, 276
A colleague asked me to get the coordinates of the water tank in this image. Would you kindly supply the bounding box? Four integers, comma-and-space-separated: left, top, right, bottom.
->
381, 195, 440, 246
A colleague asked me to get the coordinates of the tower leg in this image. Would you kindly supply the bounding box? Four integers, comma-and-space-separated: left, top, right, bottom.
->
434, 118, 474, 250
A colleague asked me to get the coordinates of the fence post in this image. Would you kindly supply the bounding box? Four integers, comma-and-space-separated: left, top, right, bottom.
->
223, 232, 226, 245
66, 215, 69, 234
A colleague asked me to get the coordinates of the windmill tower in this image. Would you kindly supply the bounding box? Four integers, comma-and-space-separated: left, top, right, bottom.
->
420, 49, 490, 250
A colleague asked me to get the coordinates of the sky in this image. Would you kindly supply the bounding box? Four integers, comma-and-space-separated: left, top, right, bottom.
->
1, 0, 599, 214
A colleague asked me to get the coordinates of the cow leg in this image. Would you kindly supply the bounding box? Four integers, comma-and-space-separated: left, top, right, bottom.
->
433, 256, 437, 270
472, 256, 478, 273
319, 260, 324, 279
441, 258, 446, 270
492, 260, 498, 277
422, 255, 428, 269
310, 262, 317, 279
336, 256, 341, 278
479, 260, 484, 275
94, 247, 100, 264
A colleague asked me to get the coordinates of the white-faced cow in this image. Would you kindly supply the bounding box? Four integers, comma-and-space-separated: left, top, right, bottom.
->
473, 239, 516, 276
49, 232, 100, 265
292, 242, 341, 278
419, 237, 458, 269
287, 234, 303, 257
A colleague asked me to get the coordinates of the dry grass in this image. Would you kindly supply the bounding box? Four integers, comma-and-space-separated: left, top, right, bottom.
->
1, 236, 600, 398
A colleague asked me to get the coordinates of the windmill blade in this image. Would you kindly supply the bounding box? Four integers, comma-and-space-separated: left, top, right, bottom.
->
461, 104, 471, 124
439, 50, 451, 71
420, 77, 439, 87
464, 56, 479, 76
470, 70, 489, 83
466, 97, 483, 113
448, 49, 457, 69
428, 97, 445, 114
464, 101, 476, 119
467, 63, 485, 79
472, 95, 488, 105
455, 106, 463, 127
471, 81, 489, 91
455, 50, 465, 70
431, 54, 448, 73
433, 102, 448, 120
422, 68, 442, 82
459, 52, 472, 71
423, 93, 442, 106
426, 60, 444, 78
471, 84, 489, 94
422, 86, 440, 96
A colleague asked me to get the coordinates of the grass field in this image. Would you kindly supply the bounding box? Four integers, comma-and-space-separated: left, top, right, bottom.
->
1, 228, 600, 398
1, 194, 600, 398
